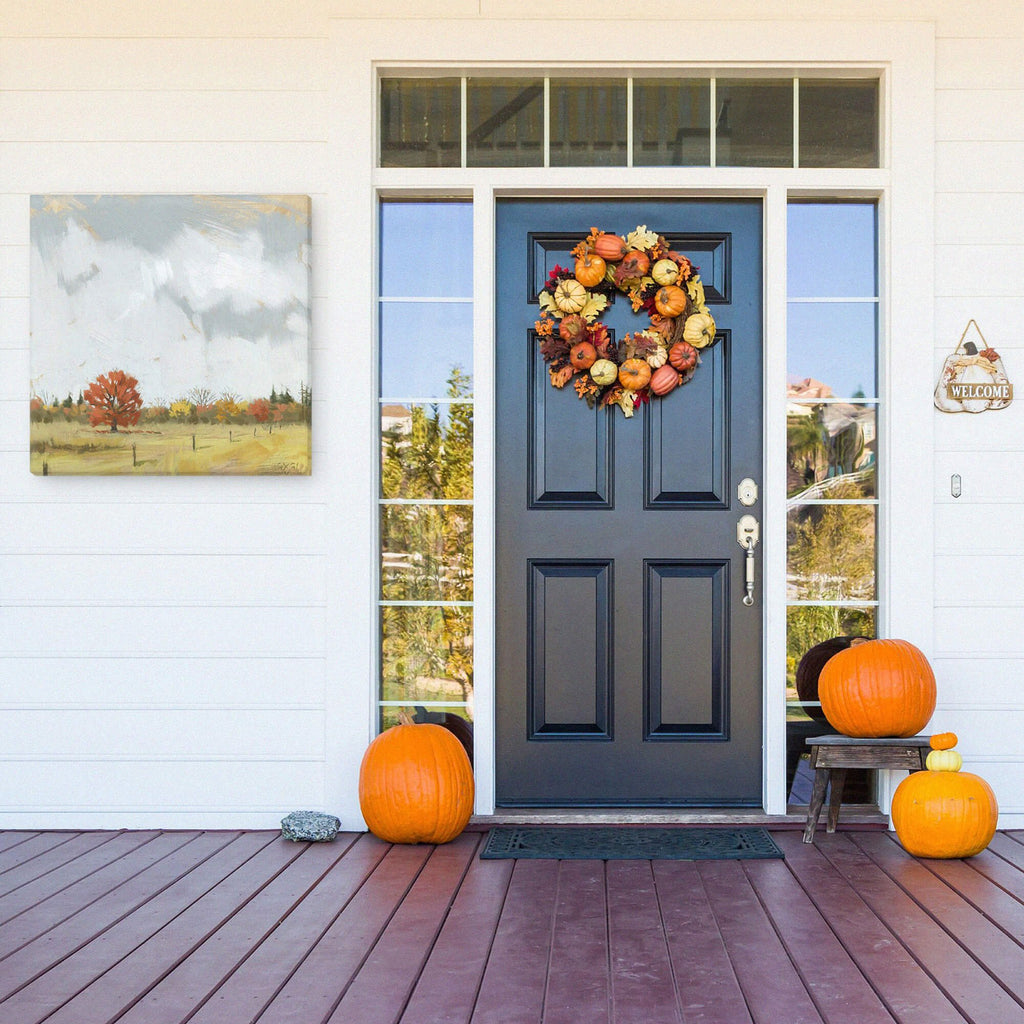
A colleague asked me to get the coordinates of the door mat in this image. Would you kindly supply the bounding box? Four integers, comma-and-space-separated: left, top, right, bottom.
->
481, 826, 784, 861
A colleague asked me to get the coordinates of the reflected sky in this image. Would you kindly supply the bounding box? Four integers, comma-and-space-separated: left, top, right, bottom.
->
380, 201, 473, 298
788, 203, 877, 297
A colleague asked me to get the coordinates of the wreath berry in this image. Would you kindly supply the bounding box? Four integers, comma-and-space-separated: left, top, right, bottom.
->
535, 225, 717, 417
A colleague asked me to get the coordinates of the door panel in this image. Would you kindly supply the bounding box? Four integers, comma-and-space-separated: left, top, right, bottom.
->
496, 197, 763, 806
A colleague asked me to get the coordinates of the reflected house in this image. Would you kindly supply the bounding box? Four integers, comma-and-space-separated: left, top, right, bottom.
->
787, 378, 875, 499
381, 403, 413, 436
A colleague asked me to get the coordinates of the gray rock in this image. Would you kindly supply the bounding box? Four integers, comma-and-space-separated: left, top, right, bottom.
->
281, 810, 341, 842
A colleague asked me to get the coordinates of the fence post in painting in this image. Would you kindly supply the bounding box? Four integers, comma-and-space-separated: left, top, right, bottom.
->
132, 443, 137, 467
192, 434, 196, 451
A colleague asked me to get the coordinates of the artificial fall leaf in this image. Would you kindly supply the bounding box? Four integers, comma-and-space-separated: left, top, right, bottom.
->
626, 225, 659, 251
686, 276, 706, 309
550, 365, 574, 389
539, 336, 570, 362
615, 390, 636, 417
579, 293, 608, 322
632, 331, 661, 358
538, 290, 561, 317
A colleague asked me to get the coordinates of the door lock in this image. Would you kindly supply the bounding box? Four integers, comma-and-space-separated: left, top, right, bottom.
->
737, 477, 758, 507
736, 515, 759, 607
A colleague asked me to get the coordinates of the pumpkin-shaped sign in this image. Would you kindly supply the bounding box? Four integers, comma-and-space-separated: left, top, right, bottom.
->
359, 719, 474, 844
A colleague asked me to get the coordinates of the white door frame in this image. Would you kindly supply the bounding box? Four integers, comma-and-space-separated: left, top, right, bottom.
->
328, 18, 935, 823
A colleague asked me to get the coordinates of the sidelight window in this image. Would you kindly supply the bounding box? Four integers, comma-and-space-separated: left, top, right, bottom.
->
377, 200, 474, 734
785, 200, 879, 799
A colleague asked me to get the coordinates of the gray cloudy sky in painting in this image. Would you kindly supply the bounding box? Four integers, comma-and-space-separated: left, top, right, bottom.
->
30, 194, 311, 405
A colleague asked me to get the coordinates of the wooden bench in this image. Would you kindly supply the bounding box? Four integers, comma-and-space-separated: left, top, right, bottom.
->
802, 735, 931, 843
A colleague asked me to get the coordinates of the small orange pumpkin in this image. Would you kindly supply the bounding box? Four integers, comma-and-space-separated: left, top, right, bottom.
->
575, 253, 607, 289
358, 718, 474, 844
593, 233, 627, 261
818, 638, 936, 738
618, 358, 652, 391
930, 732, 958, 751
668, 341, 698, 373
654, 285, 688, 318
569, 341, 597, 370
558, 313, 587, 345
649, 364, 680, 396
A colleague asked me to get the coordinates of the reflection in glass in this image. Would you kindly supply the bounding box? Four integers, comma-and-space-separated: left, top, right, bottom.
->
716, 79, 793, 167
787, 500, 876, 602
381, 703, 472, 732
380, 78, 461, 168
380, 201, 473, 298
786, 606, 876, 698
800, 80, 879, 168
633, 79, 710, 166
787, 302, 877, 399
381, 605, 474, 708
380, 503, 474, 602
788, 202, 877, 298
786, 403, 876, 499
467, 78, 544, 167
550, 78, 628, 167
381, 400, 473, 501
379, 302, 473, 398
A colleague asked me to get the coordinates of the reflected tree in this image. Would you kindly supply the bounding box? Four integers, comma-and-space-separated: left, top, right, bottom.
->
380, 367, 474, 717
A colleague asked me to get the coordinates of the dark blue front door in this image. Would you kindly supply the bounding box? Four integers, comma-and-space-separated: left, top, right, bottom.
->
495, 198, 763, 806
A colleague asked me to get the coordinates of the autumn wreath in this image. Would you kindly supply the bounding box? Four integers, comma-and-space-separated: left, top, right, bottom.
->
535, 225, 717, 417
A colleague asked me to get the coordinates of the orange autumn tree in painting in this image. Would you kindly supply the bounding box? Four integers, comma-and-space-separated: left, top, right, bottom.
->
83, 370, 143, 433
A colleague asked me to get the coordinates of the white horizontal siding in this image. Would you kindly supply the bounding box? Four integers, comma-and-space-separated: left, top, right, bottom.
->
933, 24, 1024, 829
1, 656, 326, 707
0, 38, 329, 90
1, 91, 327, 142
0, 5, 338, 829
3, 1, 1024, 831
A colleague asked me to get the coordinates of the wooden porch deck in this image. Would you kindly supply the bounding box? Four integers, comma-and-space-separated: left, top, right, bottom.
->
1, 827, 1023, 1024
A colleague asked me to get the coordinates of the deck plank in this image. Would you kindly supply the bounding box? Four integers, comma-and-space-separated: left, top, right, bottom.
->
0, 831, 161, 929
328, 834, 482, 1024
0, 831, 227, 1001
470, 858, 560, 1024
0, 827, 1023, 1024
743, 855, 899, 1024
0, 832, 80, 879
851, 833, 1024, 1003
0, 831, 259, 1023
696, 860, 824, 1024
815, 833, 1024, 1024
653, 860, 753, 1024
774, 832, 969, 1024
398, 846, 513, 1024
543, 861, 610, 1024
109, 836, 360, 1024
0, 833, 41, 857
42, 833, 300, 1024
187, 833, 390, 1024
253, 840, 434, 1024
606, 859, 679, 1024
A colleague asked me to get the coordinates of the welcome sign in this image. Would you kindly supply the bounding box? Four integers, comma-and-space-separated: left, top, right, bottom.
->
934, 320, 1014, 414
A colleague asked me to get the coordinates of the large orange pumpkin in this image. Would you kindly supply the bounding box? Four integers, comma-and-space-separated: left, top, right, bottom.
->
891, 740, 998, 859
817, 638, 936, 738
358, 720, 474, 844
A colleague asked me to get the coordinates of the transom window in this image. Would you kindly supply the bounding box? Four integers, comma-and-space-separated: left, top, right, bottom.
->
379, 74, 879, 169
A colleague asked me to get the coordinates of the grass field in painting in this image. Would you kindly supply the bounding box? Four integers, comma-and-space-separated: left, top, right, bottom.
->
30, 420, 311, 475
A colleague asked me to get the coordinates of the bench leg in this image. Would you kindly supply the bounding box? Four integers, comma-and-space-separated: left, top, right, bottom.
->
826, 768, 848, 834
803, 765, 830, 843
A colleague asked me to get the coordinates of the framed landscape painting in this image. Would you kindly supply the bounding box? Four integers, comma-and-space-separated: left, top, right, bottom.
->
30, 194, 312, 475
